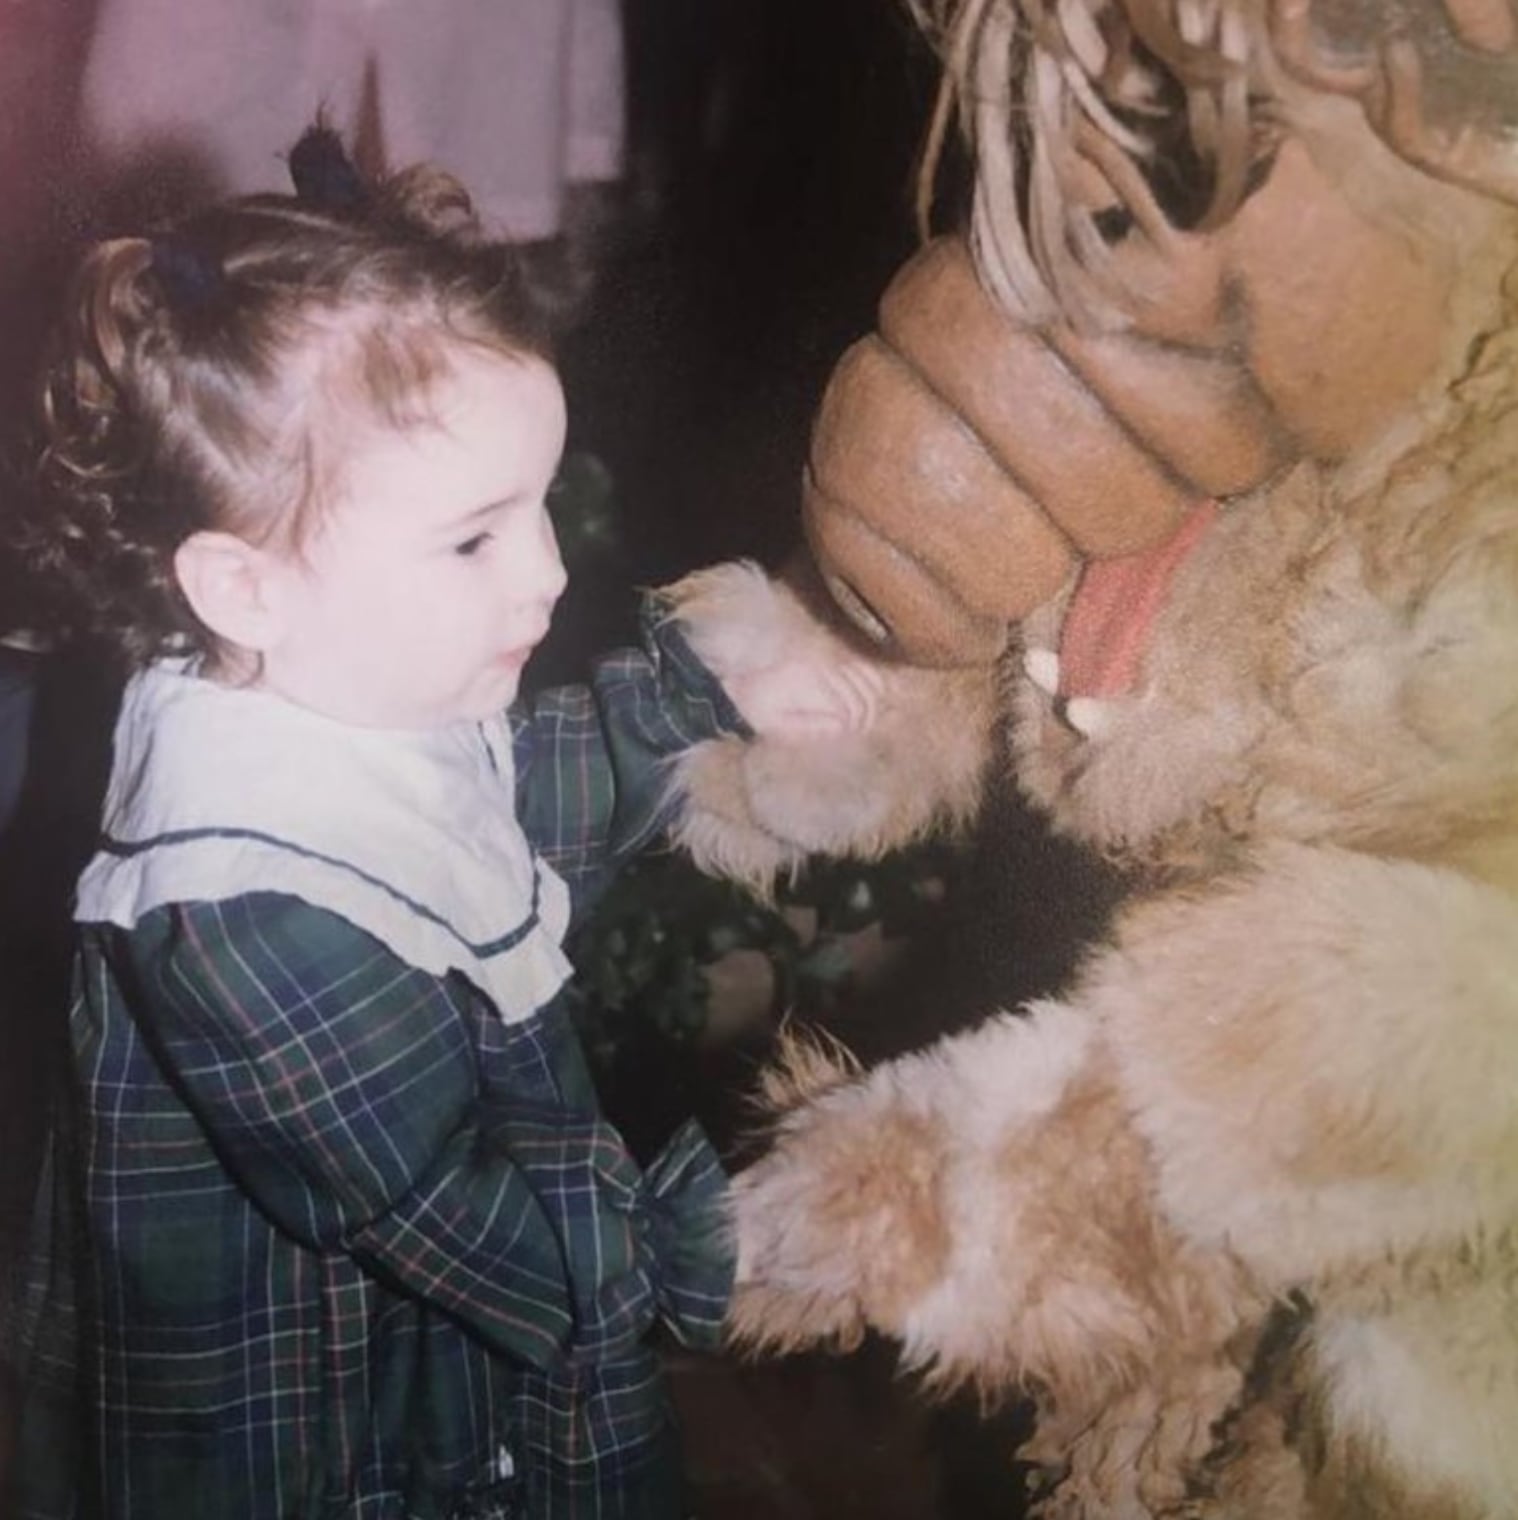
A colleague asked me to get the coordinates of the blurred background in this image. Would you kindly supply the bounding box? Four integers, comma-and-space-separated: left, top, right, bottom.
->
0, 4, 1118, 1513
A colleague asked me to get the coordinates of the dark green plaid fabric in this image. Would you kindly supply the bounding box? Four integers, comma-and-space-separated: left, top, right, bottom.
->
7, 613, 744, 1520
512, 603, 748, 918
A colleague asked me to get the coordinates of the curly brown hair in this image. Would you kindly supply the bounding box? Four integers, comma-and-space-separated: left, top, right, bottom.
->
16, 152, 555, 666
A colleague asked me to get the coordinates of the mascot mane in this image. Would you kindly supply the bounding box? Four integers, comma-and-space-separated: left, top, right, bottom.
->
908, 0, 1518, 327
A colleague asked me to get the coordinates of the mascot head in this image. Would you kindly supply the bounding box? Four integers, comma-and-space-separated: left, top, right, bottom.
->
804, 0, 1518, 665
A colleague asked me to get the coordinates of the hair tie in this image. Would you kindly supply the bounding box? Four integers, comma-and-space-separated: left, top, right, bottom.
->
288, 125, 369, 212
149, 237, 223, 312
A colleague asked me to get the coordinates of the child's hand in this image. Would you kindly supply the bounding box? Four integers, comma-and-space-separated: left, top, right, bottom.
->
726, 655, 884, 740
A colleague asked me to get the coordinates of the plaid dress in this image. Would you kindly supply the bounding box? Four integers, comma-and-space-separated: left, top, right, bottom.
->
6, 613, 744, 1520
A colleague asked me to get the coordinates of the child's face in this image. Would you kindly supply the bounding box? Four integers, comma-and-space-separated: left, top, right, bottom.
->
259, 348, 569, 728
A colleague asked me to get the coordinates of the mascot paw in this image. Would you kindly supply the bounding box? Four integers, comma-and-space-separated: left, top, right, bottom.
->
664, 561, 997, 894
726, 1034, 952, 1354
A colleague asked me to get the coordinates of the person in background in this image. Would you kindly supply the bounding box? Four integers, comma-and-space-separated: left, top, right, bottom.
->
77, 0, 625, 243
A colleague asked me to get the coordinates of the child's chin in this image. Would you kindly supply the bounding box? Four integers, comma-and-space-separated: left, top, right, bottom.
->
461, 671, 523, 720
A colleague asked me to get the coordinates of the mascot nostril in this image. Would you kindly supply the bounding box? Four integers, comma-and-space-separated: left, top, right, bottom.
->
821, 572, 892, 651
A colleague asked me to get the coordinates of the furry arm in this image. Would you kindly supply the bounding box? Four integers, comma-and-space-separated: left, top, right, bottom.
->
727, 998, 1251, 1393
660, 560, 1000, 893
728, 841, 1518, 1508
726, 998, 1261, 1513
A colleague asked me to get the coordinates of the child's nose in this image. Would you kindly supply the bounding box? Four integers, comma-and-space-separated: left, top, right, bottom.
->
526, 507, 568, 604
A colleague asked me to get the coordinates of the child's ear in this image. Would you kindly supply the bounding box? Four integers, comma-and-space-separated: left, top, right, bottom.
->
173, 531, 289, 653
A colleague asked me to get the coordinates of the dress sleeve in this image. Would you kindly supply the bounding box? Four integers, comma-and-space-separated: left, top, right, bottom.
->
509, 597, 751, 915
119, 894, 733, 1367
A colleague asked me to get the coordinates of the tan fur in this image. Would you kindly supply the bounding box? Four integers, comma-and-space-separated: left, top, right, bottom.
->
658, 17, 1518, 1518
664, 559, 1000, 895
663, 263, 1518, 1519
728, 1064, 954, 1354
747, 1023, 862, 1114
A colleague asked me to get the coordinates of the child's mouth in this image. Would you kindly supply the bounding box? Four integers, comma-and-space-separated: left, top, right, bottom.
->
493, 641, 541, 671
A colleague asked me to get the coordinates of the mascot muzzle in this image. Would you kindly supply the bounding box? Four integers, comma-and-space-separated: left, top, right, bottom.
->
802, 236, 1289, 667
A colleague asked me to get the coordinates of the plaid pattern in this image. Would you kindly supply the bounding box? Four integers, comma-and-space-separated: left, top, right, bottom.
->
513, 603, 749, 917
7, 612, 744, 1520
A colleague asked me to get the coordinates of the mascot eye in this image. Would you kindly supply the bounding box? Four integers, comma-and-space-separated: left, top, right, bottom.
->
1092, 205, 1136, 243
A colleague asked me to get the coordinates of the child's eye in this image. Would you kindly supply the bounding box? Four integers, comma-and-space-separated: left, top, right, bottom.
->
454, 532, 493, 558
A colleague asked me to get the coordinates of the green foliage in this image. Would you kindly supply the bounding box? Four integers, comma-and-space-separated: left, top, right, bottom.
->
564, 843, 959, 1066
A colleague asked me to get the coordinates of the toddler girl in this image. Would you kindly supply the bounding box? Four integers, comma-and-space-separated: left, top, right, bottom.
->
5, 129, 867, 1520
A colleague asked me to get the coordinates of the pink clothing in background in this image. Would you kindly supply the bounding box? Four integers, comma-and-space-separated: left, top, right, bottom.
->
79, 0, 625, 238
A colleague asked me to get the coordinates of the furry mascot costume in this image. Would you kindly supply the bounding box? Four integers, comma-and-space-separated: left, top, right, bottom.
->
665, 0, 1518, 1514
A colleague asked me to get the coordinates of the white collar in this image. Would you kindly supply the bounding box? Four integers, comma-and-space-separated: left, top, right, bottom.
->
76, 661, 572, 1022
